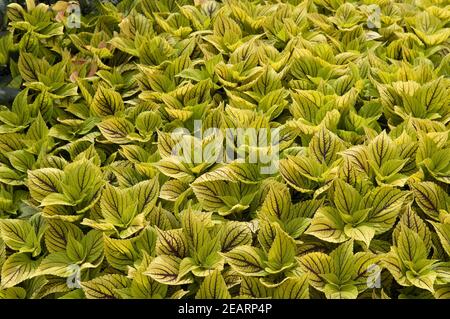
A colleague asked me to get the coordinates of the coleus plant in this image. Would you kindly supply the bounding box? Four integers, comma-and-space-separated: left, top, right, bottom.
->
0, 0, 449, 300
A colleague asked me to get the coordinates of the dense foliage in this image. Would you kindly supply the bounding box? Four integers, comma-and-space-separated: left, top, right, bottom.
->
0, 0, 449, 299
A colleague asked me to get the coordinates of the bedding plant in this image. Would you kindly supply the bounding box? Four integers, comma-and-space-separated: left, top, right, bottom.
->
0, 0, 449, 299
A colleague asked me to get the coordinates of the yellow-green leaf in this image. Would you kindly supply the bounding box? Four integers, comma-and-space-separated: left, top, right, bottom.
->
195, 269, 231, 299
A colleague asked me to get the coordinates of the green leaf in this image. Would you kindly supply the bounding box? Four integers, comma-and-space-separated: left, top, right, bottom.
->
181, 209, 212, 253
194, 236, 222, 272
66, 233, 86, 263
240, 276, 273, 298
155, 228, 188, 259
0, 287, 27, 299
393, 208, 432, 252
59, 289, 85, 299
27, 168, 63, 201
343, 225, 375, 248
265, 225, 297, 273
306, 207, 346, 243
406, 270, 436, 293
430, 222, 450, 257
82, 230, 104, 265
397, 226, 428, 263
333, 179, 361, 214
36, 251, 74, 277
194, 163, 262, 184
310, 127, 344, 165
323, 282, 358, 299
91, 86, 125, 117
44, 219, 83, 253
131, 177, 159, 216
97, 117, 134, 144
62, 159, 103, 202
134, 226, 157, 257
101, 184, 137, 227
26, 113, 48, 141
257, 220, 278, 253
382, 251, 409, 287
160, 180, 189, 202
419, 77, 447, 114
0, 219, 37, 253
81, 274, 131, 299
192, 179, 258, 215
273, 275, 310, 299
18, 51, 49, 82
145, 206, 169, 234
411, 182, 447, 220
367, 131, 395, 168
260, 182, 291, 221
279, 156, 319, 193
297, 252, 331, 289
125, 255, 168, 299
0, 238, 5, 270
136, 111, 161, 135
219, 221, 252, 252
330, 240, 355, 283
104, 236, 139, 271
1, 252, 40, 288
40, 193, 75, 207
0, 165, 24, 185
365, 186, 406, 231
353, 252, 380, 292
222, 246, 267, 276
435, 285, 450, 299
195, 269, 231, 299
154, 157, 193, 181
7, 150, 35, 173
144, 255, 193, 285
254, 66, 282, 96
